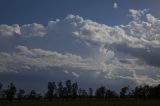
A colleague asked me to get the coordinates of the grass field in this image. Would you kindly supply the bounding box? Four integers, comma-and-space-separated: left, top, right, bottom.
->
1, 99, 160, 106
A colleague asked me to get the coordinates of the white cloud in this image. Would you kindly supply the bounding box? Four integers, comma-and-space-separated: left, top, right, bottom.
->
1, 10, 160, 86
0, 45, 110, 72
0, 23, 45, 37
21, 23, 46, 37
64, 70, 69, 74
63, 70, 80, 78
146, 13, 157, 24
71, 71, 79, 78
129, 9, 148, 21
113, 2, 118, 9
93, 47, 115, 63
0, 24, 21, 37
0, 45, 159, 86
117, 74, 160, 86
1, 11, 160, 49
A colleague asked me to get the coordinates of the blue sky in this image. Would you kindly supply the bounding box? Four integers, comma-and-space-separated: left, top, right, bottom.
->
1, 0, 160, 25
1, 0, 160, 92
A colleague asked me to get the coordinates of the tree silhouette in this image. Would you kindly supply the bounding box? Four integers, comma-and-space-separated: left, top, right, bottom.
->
28, 90, 37, 99
0, 82, 2, 91
88, 88, 93, 98
95, 86, 106, 99
72, 82, 78, 98
120, 86, 129, 98
132, 85, 148, 98
46, 82, 57, 101
105, 89, 118, 99
0, 83, 3, 100
5, 83, 17, 101
65, 80, 72, 97
17, 89, 25, 101
58, 82, 63, 98
78, 88, 83, 97
2, 80, 160, 101
148, 84, 160, 98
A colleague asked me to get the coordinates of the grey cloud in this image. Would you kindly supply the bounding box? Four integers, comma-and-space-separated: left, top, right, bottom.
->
112, 43, 160, 67
0, 45, 111, 72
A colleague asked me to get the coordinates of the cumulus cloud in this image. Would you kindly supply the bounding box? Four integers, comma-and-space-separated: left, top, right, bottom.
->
129, 9, 148, 21
0, 23, 46, 37
1, 9, 160, 86
21, 23, 46, 37
0, 24, 21, 37
1, 10, 160, 49
146, 13, 157, 24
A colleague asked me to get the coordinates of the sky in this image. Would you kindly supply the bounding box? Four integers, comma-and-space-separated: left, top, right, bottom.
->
1, 0, 160, 92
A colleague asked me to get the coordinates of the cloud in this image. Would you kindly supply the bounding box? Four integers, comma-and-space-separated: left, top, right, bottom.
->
129, 9, 148, 21
116, 74, 160, 86
0, 23, 46, 37
146, 13, 157, 24
64, 70, 69, 74
69, 11, 160, 49
0, 45, 159, 86
63, 70, 79, 77
71, 71, 79, 78
0, 24, 21, 37
0, 45, 113, 73
21, 23, 46, 37
1, 10, 160, 86
113, 2, 118, 9
1, 11, 160, 49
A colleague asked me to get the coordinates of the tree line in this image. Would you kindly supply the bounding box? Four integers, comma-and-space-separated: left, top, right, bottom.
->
0, 80, 160, 101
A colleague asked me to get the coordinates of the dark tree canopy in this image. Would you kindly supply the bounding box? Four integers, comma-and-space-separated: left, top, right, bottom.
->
0, 81, 160, 101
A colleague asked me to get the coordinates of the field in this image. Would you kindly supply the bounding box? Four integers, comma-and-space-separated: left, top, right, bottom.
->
1, 99, 160, 106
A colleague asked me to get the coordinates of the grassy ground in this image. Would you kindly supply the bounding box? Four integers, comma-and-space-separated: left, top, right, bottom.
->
0, 99, 160, 106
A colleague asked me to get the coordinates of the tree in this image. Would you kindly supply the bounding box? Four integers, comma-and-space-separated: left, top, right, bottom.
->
131, 85, 150, 98
46, 81, 57, 100
120, 86, 129, 98
88, 88, 93, 97
95, 86, 106, 99
62, 87, 68, 99
0, 83, 3, 99
78, 88, 83, 97
0, 82, 2, 91
82, 89, 88, 97
17, 89, 25, 101
148, 84, 160, 98
105, 89, 118, 99
141, 85, 150, 98
72, 82, 78, 98
58, 82, 63, 98
65, 80, 72, 97
28, 90, 37, 99
5, 83, 17, 101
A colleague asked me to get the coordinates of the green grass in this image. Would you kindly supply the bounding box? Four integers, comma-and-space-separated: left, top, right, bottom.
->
1, 99, 160, 106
